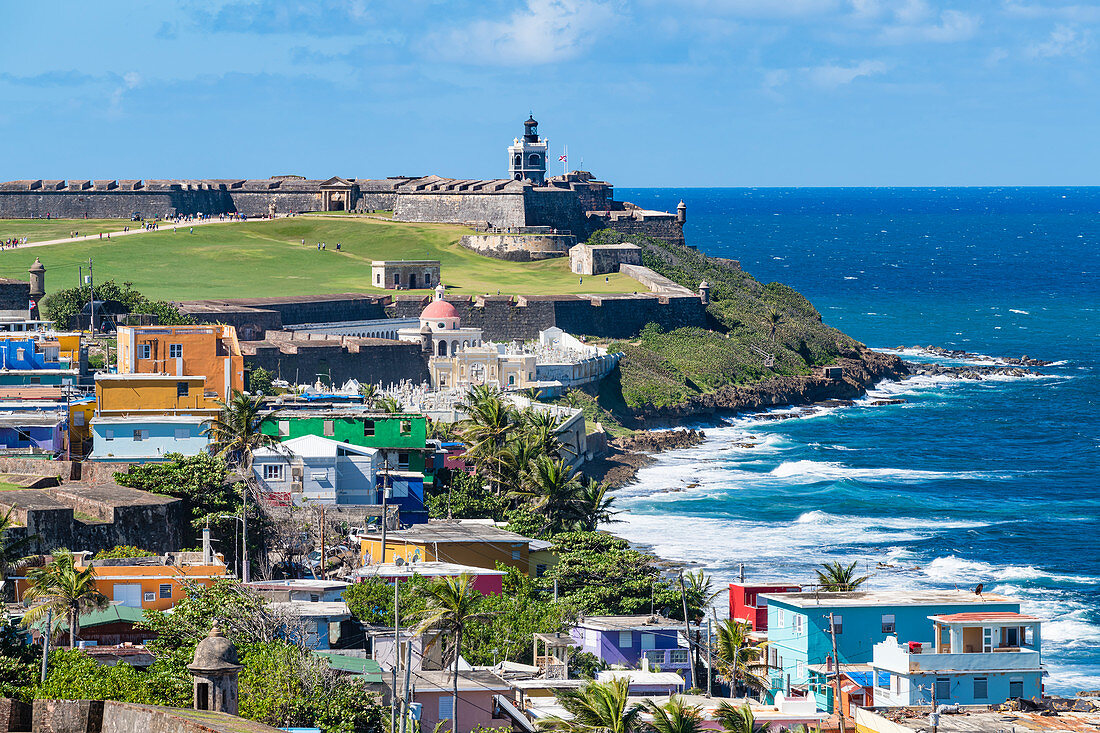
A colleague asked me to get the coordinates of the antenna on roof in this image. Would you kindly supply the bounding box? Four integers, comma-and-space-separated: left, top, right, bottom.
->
974, 583, 984, 597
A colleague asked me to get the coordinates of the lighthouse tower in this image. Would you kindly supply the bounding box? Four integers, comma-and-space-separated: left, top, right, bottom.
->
508, 115, 548, 185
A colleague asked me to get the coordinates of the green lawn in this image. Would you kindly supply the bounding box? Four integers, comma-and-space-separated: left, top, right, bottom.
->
0, 217, 637, 300
0, 219, 135, 243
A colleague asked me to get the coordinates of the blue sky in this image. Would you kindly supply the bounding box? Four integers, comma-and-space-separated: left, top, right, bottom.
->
1, 0, 1097, 186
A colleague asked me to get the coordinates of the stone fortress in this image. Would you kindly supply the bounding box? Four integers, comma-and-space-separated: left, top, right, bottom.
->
0, 116, 685, 245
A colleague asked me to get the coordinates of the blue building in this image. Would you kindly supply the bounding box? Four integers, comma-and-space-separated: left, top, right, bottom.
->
571, 616, 695, 686
871, 611, 1044, 706
0, 411, 66, 454
761, 590, 1022, 708
88, 415, 209, 462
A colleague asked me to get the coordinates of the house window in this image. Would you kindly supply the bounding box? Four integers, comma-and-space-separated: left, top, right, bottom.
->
644, 650, 664, 665
669, 649, 689, 664
424, 273, 432, 286
169, 343, 183, 358
15, 348, 24, 361
796, 660, 806, 680
397, 452, 409, 469
1009, 679, 1024, 698
144, 592, 156, 603
640, 633, 656, 650
133, 429, 148, 441
400, 420, 411, 435
376, 273, 381, 284
618, 631, 632, 647
973, 677, 988, 700
177, 381, 189, 397
15, 430, 31, 444
174, 428, 190, 440
137, 344, 151, 359
877, 671, 890, 691
28, 376, 41, 384
438, 697, 453, 720
363, 420, 375, 436
830, 615, 843, 635
323, 420, 335, 437
536, 563, 547, 577
511, 549, 521, 561
105, 429, 114, 441
935, 677, 950, 701
264, 464, 285, 481
393, 273, 400, 285
777, 608, 785, 628
882, 614, 896, 634
310, 594, 320, 602
74, 412, 85, 426
508, 374, 515, 385
768, 647, 778, 669
159, 584, 172, 599
278, 420, 290, 437
794, 614, 804, 635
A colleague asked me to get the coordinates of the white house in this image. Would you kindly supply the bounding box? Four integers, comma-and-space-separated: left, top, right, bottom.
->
252, 434, 380, 505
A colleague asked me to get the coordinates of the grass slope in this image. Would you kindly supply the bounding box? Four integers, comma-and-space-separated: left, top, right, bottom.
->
583, 231, 864, 413
0, 219, 135, 243
0, 218, 636, 301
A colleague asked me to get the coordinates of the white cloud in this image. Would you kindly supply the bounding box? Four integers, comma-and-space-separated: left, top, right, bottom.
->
1027, 23, 1093, 57
429, 0, 618, 65
675, 0, 841, 18
805, 59, 889, 86
878, 8, 980, 43
1004, 2, 1100, 23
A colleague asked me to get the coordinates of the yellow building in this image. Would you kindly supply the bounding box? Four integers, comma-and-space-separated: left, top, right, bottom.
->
359, 520, 541, 575
95, 373, 220, 417
430, 344, 537, 391
115, 324, 244, 401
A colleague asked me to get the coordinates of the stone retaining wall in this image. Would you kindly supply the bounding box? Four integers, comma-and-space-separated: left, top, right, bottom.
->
242, 337, 430, 388
459, 233, 575, 261
394, 192, 527, 227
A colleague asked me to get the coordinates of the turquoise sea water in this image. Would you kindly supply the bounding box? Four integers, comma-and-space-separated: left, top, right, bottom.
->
614, 187, 1100, 693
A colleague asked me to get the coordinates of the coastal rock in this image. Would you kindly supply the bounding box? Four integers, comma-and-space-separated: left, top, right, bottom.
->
902, 361, 1043, 380
612, 428, 706, 453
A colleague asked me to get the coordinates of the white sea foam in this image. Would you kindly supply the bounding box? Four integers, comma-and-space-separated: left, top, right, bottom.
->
1010, 309, 1030, 314
768, 459, 988, 482
922, 556, 1100, 585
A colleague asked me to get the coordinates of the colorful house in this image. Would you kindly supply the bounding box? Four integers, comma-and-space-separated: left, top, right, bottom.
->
253, 434, 381, 506
761, 589, 1023, 709
570, 615, 695, 687
0, 410, 66, 454
245, 579, 350, 603
358, 519, 538, 574
729, 582, 802, 631
89, 414, 209, 461
115, 324, 245, 400
354, 560, 505, 596
404, 670, 519, 733
94, 373, 221, 417
870, 611, 1044, 706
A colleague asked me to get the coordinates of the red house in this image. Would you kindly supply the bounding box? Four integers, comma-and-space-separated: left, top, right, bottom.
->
729, 582, 801, 631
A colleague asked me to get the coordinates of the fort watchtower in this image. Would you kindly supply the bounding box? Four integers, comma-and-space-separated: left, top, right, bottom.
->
508, 115, 548, 185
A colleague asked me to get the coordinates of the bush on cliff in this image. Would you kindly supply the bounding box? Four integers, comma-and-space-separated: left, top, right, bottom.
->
41, 279, 194, 329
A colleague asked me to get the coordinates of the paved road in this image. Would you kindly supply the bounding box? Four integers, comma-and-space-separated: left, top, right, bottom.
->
10, 214, 283, 250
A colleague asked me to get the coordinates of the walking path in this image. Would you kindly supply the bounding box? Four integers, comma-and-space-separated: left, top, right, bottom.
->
9, 214, 285, 251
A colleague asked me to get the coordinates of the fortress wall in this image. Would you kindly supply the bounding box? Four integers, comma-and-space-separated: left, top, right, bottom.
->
459, 233, 575, 261
354, 192, 399, 212
522, 187, 590, 235
243, 340, 430, 387
0, 281, 30, 312
393, 193, 527, 227
225, 191, 322, 215
0, 189, 323, 219
600, 214, 685, 246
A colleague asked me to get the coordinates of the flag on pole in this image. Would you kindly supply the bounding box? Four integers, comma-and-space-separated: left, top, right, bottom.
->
558, 154, 568, 162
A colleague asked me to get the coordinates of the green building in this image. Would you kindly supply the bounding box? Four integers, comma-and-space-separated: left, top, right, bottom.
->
260, 410, 435, 483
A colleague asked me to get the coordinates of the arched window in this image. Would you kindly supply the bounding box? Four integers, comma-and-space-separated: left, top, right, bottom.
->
451, 340, 459, 354
438, 340, 447, 356
463, 340, 469, 348
528, 153, 541, 166
515, 173, 523, 180
513, 154, 522, 166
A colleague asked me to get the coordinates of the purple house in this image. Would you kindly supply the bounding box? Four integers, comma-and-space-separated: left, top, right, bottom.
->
0, 411, 66, 454
571, 615, 694, 686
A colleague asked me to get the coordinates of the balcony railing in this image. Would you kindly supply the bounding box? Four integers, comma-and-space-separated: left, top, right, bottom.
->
874, 640, 1042, 673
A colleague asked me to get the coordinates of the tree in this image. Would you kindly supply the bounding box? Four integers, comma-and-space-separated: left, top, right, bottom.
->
460, 566, 571, 666
572, 478, 618, 532
714, 619, 769, 697
457, 388, 516, 495
40, 279, 193, 330
508, 456, 582, 535
414, 573, 489, 733
343, 575, 430, 627
541, 677, 641, 733
765, 308, 782, 345
677, 570, 720, 622
92, 546, 155, 560
250, 367, 276, 396
425, 472, 507, 522
714, 701, 769, 733
641, 697, 703, 733
815, 561, 869, 592
375, 396, 402, 414
359, 383, 380, 408
203, 390, 283, 582
21, 550, 109, 648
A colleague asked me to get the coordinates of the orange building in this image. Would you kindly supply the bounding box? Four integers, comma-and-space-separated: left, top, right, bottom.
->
14, 550, 228, 612
95, 374, 221, 417
115, 325, 244, 401
359, 520, 539, 575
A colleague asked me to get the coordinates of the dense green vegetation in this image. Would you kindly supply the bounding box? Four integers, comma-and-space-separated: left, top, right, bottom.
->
41, 279, 193, 329
0, 217, 636, 301
578, 230, 865, 414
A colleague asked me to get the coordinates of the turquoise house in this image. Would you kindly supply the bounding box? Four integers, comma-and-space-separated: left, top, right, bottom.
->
89, 415, 210, 462
761, 590, 1021, 709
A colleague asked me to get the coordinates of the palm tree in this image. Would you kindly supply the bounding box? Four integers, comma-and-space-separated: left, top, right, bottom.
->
521, 409, 567, 459
640, 697, 703, 733
458, 392, 516, 494
202, 389, 282, 583
765, 308, 782, 345
714, 701, 769, 733
21, 550, 108, 648
541, 677, 642, 733
509, 455, 582, 535
714, 619, 770, 697
574, 478, 618, 531
815, 561, 869, 592
0, 507, 38, 599
359, 382, 380, 408
414, 573, 489, 733
375, 396, 403, 414
682, 570, 721, 621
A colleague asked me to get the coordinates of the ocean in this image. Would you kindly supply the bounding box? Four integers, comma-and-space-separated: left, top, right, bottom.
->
614, 187, 1100, 694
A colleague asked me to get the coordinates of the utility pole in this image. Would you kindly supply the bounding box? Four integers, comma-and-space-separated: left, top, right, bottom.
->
40, 609, 52, 683
318, 504, 326, 580
400, 628, 414, 733
392, 576, 401, 733
829, 612, 846, 733
241, 481, 250, 584
705, 615, 712, 698
86, 259, 95, 336
380, 451, 389, 563
677, 571, 696, 690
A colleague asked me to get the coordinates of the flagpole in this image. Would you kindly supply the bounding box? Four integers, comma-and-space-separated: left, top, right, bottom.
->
563, 145, 568, 176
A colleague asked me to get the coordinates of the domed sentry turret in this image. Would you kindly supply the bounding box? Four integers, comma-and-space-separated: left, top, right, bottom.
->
188, 623, 242, 715
28, 258, 45, 320
677, 200, 687, 225
698, 280, 710, 305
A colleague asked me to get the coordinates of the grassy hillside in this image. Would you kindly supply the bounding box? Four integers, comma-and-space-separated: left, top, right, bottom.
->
583, 230, 865, 414
0, 219, 134, 242
0, 217, 636, 300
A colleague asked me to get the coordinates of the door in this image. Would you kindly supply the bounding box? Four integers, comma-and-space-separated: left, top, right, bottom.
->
113, 584, 142, 608
982, 627, 993, 653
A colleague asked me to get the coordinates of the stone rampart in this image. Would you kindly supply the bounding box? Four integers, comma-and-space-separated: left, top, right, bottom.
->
597, 213, 685, 246
393, 192, 527, 227
570, 243, 642, 275
353, 192, 398, 212
459, 233, 575, 261
241, 334, 430, 388
617, 264, 696, 295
